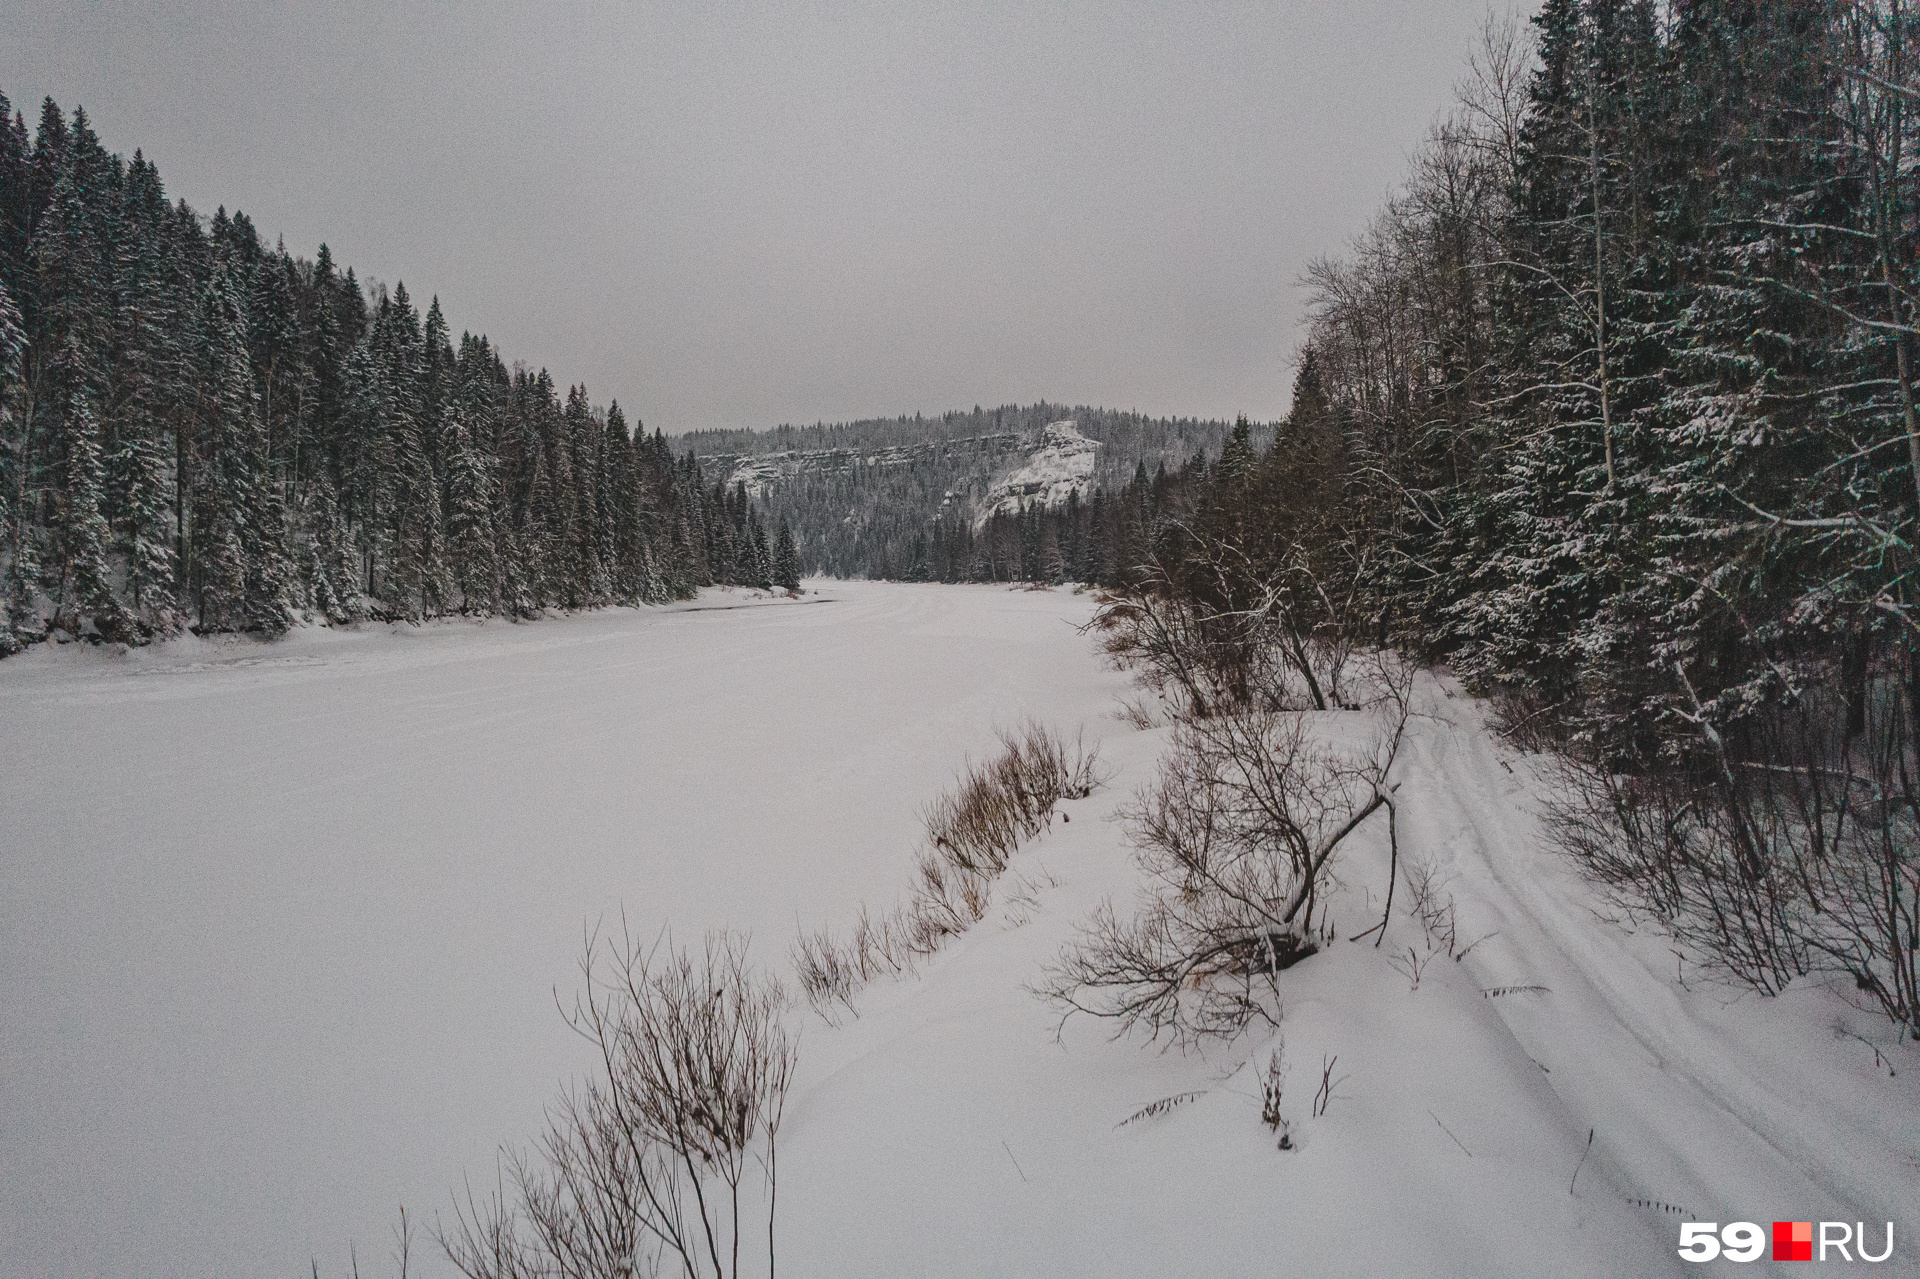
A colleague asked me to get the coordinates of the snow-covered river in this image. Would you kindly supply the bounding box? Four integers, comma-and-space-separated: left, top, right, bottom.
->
0, 582, 1120, 1278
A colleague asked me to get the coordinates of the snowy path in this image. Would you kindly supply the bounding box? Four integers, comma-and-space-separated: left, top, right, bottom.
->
774, 677, 1918, 1277
1403, 686, 1919, 1260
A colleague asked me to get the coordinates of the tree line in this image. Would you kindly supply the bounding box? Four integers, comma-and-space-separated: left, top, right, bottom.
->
728, 402, 1236, 584
1094, 1, 1918, 1034
0, 90, 813, 655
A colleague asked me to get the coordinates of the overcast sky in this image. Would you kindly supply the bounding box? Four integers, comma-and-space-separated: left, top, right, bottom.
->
2, 2, 1497, 433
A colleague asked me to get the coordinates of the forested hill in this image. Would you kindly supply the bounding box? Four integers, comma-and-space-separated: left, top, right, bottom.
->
680, 404, 1244, 582
0, 91, 822, 655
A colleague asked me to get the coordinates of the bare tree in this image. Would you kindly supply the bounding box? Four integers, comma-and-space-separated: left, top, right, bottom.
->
1042, 663, 1412, 1044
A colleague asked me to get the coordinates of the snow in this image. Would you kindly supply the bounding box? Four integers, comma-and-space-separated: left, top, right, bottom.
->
778, 675, 1919, 1276
0, 583, 1121, 1279
3, 585, 1914, 1277
975, 420, 1099, 526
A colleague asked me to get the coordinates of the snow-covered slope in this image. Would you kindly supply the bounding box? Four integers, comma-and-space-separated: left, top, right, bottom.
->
4, 588, 1912, 1277
974, 419, 1100, 526
714, 433, 1022, 497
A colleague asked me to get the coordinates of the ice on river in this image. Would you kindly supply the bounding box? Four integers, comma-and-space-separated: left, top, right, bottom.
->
0, 582, 1121, 1278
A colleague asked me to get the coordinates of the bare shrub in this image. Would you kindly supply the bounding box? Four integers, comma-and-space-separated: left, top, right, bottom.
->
999, 866, 1058, 928
1115, 694, 1162, 731
1115, 1090, 1207, 1128
1552, 670, 1919, 1036
1402, 853, 1469, 957
1487, 686, 1572, 754
1385, 943, 1434, 991
790, 929, 858, 1020
1552, 756, 1812, 995
847, 904, 907, 981
1088, 566, 1358, 719
1086, 582, 1236, 720
794, 723, 1102, 1020
1311, 1053, 1346, 1117
1381, 851, 1490, 990
1085, 510, 1388, 721
439, 927, 796, 1279
923, 721, 1100, 874
1259, 1043, 1292, 1149
1041, 695, 1408, 1044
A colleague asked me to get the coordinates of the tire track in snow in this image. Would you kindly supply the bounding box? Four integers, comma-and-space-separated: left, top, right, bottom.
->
1398, 678, 1916, 1259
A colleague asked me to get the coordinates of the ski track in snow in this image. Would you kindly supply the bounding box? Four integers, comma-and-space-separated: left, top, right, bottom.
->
1398, 684, 1919, 1270
774, 673, 1916, 1277
3, 595, 1912, 1278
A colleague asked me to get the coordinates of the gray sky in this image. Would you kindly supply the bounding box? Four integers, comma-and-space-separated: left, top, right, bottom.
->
2, 2, 1495, 433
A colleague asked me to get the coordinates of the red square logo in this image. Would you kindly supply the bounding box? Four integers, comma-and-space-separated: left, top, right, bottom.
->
1774, 1221, 1812, 1261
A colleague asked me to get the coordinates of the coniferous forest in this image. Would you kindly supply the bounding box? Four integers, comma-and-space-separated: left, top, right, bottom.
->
1078, 2, 1920, 1031
0, 89, 849, 655
713, 404, 1240, 585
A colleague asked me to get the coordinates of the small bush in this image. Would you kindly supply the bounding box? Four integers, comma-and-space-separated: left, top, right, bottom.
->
923, 721, 1100, 874
794, 723, 1101, 1019
440, 927, 795, 1279
1550, 669, 1919, 1038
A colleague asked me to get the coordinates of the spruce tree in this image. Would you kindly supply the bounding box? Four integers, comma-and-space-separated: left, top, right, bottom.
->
0, 278, 32, 650
193, 261, 290, 633
445, 407, 499, 614
603, 401, 644, 602
0, 93, 31, 305
51, 379, 122, 636
774, 518, 800, 591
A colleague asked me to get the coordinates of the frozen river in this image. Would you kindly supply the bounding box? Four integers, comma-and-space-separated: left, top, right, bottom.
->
0, 582, 1119, 1278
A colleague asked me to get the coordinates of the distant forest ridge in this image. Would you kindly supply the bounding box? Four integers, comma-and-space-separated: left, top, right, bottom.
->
684, 403, 1255, 498
678, 404, 1254, 582
676, 403, 1258, 461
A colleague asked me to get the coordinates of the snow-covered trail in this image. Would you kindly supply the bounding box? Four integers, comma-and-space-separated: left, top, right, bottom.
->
1399, 681, 1920, 1270
0, 583, 1124, 1279
775, 676, 1917, 1277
